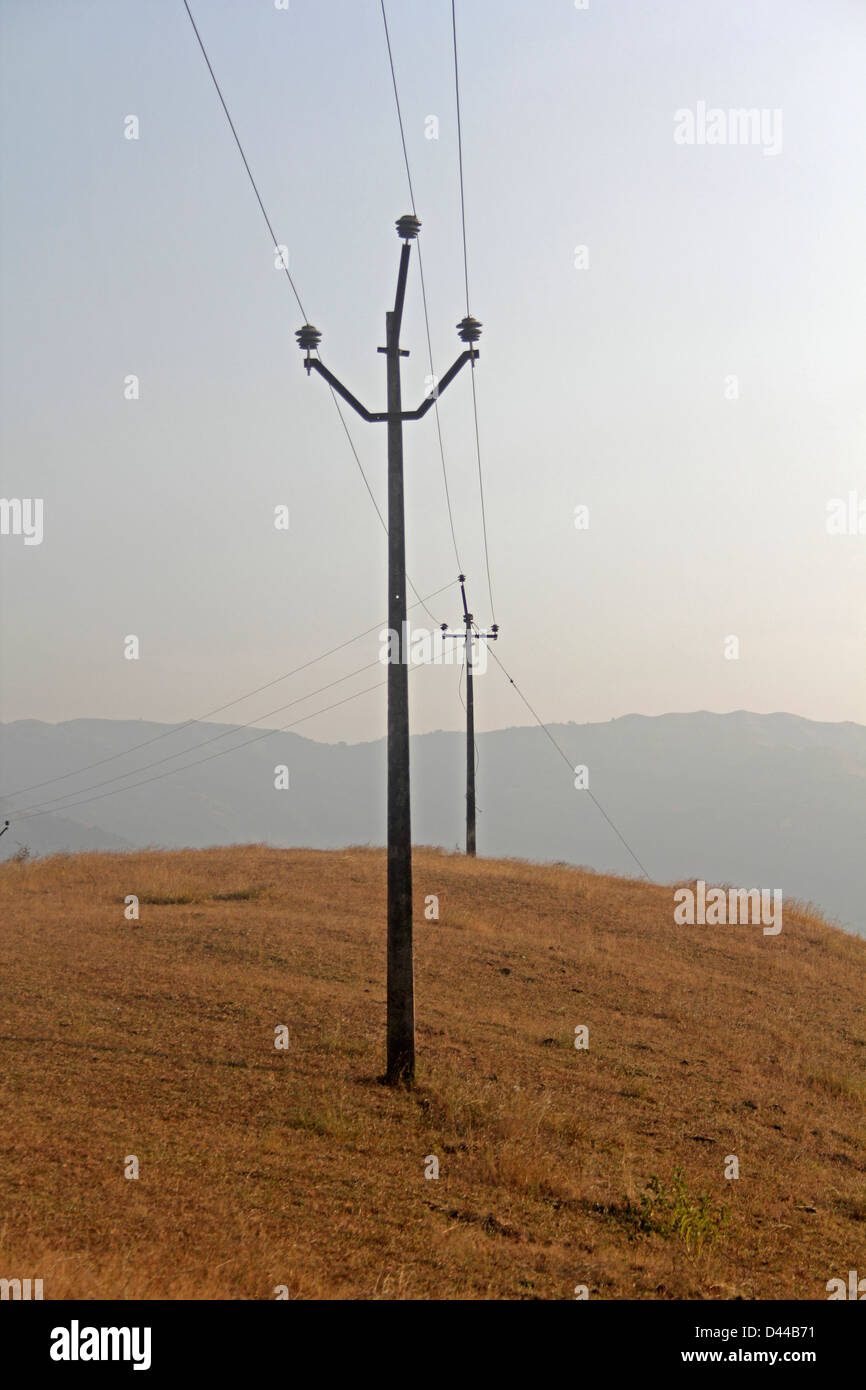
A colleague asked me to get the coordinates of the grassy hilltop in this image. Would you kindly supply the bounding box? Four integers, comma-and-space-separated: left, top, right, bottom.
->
0, 845, 864, 1299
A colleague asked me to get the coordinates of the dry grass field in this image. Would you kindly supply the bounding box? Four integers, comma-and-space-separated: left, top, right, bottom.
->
0, 844, 864, 1300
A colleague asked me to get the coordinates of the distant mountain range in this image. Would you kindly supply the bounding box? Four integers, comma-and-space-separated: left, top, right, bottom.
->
1, 710, 863, 935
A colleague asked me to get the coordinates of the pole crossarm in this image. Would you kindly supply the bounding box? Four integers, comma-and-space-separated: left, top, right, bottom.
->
405, 349, 477, 419
441, 573, 499, 643
305, 358, 377, 421
306, 349, 478, 425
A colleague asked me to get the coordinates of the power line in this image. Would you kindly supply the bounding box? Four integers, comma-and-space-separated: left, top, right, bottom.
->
11, 667, 426, 828
379, 2, 416, 212
182, 0, 307, 320
450, 0, 496, 625
9, 657, 385, 819
181, 0, 446, 629
450, 0, 471, 318
379, 0, 464, 576
468, 367, 495, 621
0, 582, 454, 802
488, 647, 651, 879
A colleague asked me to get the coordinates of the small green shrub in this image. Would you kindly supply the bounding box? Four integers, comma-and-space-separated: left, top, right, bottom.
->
623, 1167, 730, 1254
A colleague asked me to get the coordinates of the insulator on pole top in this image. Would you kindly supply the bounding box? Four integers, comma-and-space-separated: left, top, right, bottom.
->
457, 315, 482, 343
396, 214, 422, 240
296, 324, 322, 373
295, 324, 322, 352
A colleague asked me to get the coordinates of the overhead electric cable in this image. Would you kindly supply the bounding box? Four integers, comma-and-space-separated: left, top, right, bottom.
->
180, 0, 446, 627
380, 0, 463, 574
0, 582, 453, 801
451, 0, 471, 319
182, 0, 307, 319
9, 658, 385, 818
450, 0, 496, 624
488, 647, 651, 879
11, 667, 426, 827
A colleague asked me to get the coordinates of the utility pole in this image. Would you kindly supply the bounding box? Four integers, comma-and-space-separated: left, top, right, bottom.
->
296, 215, 481, 1084
441, 576, 498, 856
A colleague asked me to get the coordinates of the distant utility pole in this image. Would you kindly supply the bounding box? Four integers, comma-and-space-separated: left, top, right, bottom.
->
296, 215, 481, 1084
441, 576, 498, 856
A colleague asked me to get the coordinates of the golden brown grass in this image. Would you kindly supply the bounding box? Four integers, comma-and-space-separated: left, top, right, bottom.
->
0, 845, 864, 1300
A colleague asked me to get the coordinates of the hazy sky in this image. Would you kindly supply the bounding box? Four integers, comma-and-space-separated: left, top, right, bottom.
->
1, 0, 864, 744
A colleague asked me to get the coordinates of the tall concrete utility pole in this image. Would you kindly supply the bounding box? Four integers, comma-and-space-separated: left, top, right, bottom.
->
296, 215, 481, 1084
441, 576, 498, 856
